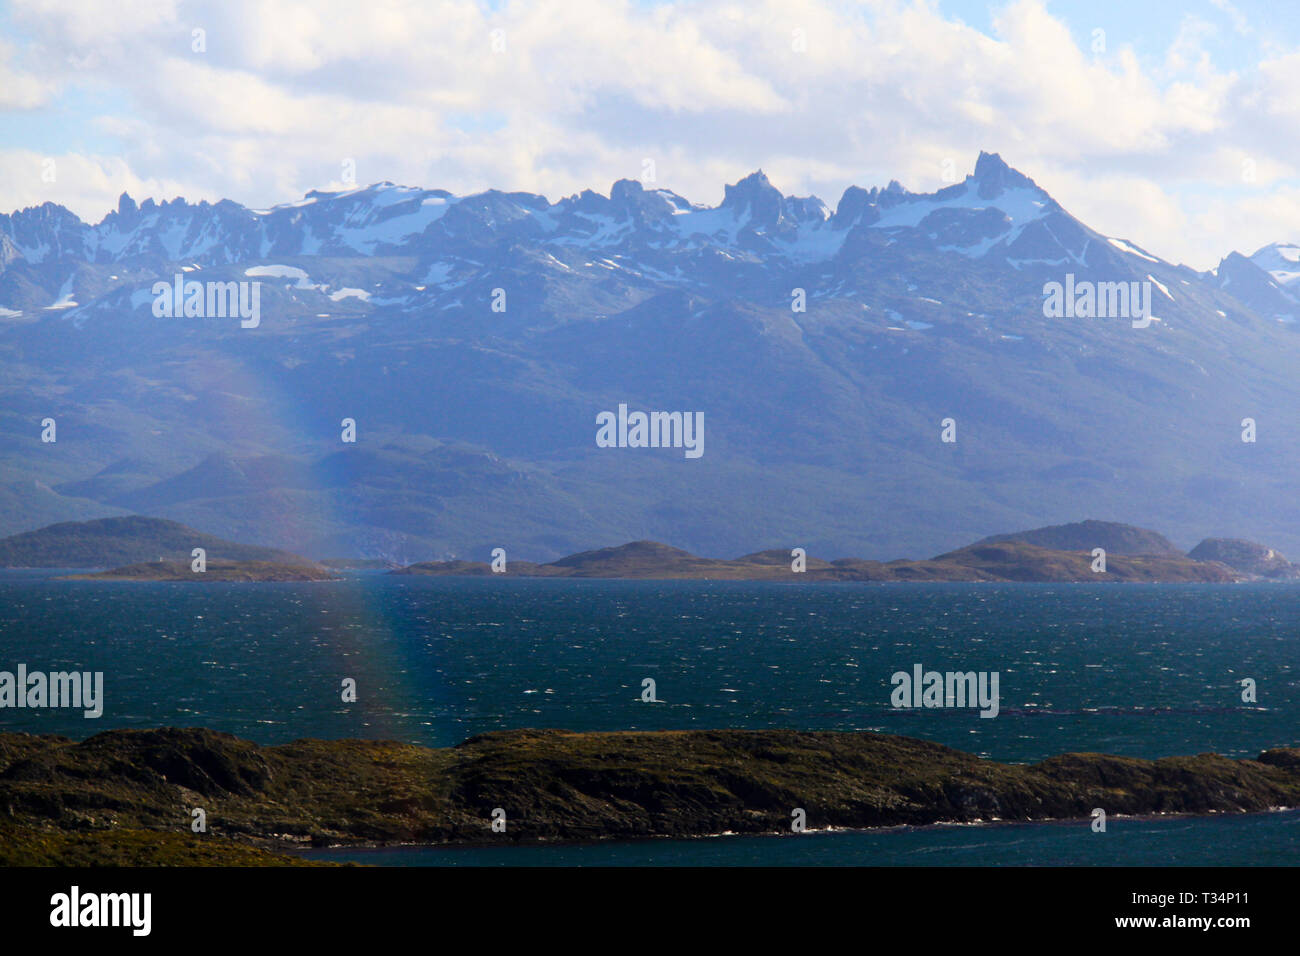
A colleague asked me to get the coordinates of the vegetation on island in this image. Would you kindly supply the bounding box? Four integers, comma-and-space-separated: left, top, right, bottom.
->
0, 516, 313, 569
64, 559, 339, 582
3, 727, 1298, 866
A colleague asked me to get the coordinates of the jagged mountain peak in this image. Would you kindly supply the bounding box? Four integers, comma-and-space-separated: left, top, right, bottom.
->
724, 168, 775, 192
970, 150, 1036, 195
605, 180, 694, 226
1, 154, 1299, 562
0, 153, 1289, 320
721, 169, 788, 224
1250, 241, 1300, 286
1210, 248, 1300, 320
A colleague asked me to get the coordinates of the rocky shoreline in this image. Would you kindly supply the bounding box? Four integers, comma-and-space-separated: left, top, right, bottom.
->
2, 727, 1297, 865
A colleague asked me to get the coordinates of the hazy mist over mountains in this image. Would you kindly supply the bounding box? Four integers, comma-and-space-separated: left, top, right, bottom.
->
2, 152, 1296, 562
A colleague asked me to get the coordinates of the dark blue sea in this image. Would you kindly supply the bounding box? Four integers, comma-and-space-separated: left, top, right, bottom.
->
2, 571, 1297, 864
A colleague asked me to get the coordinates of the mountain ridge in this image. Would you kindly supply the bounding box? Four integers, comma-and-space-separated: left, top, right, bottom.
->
0, 151, 1282, 285
2, 152, 1297, 561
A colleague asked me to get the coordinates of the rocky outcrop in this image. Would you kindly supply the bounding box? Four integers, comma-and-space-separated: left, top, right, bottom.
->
2, 727, 1297, 864
1188, 538, 1300, 579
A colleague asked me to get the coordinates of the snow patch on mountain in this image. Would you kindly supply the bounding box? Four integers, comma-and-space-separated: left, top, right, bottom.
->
245, 264, 320, 290
872, 184, 1046, 233
45, 276, 78, 310
1250, 242, 1300, 286
1147, 274, 1174, 301
1107, 237, 1160, 262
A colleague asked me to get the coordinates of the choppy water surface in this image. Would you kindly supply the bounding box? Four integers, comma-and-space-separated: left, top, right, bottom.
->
3, 573, 1296, 865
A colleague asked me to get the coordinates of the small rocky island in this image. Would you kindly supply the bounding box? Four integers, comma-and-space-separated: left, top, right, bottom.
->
63, 560, 340, 582
3, 727, 1298, 866
1188, 538, 1300, 579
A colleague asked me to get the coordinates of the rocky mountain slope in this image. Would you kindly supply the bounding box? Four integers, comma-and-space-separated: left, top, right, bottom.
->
2, 153, 1297, 561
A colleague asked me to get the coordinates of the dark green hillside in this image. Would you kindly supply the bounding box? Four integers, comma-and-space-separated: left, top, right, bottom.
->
64, 559, 338, 581
0, 515, 315, 568
2, 727, 1298, 865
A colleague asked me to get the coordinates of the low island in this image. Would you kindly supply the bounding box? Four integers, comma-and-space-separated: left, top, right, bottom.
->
5, 516, 1298, 583
393, 534, 1246, 583
63, 560, 340, 582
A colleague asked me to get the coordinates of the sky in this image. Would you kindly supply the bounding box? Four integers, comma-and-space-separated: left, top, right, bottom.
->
2, 0, 1300, 269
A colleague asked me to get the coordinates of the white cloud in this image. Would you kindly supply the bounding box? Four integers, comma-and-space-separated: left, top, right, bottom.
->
1, 0, 1298, 268
0, 149, 190, 217
0, 40, 52, 108
1210, 0, 1252, 37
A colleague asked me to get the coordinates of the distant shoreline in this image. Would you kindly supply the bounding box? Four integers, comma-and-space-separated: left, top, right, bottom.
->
294, 803, 1300, 858
5, 516, 1298, 583
389, 538, 1246, 583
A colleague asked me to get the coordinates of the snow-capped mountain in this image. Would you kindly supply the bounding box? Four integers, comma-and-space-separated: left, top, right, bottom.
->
0, 152, 1205, 317
0, 153, 1296, 561
1249, 241, 1300, 286
1199, 242, 1300, 325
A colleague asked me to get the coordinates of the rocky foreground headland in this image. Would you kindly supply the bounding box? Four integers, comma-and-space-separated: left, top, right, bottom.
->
2, 727, 1297, 865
